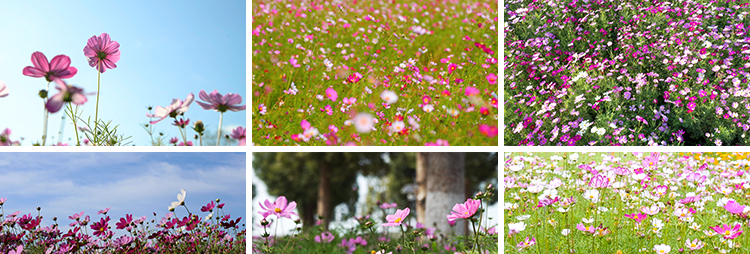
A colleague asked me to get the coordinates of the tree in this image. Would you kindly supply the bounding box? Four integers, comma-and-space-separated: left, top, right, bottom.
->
253, 153, 387, 230
420, 153, 466, 236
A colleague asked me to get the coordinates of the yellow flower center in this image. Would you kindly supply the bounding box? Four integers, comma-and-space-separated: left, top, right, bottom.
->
681, 213, 685, 217
725, 231, 731, 236
395, 218, 402, 223
274, 208, 282, 213
691, 244, 696, 248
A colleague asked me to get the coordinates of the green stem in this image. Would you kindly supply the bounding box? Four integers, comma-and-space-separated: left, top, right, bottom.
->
42, 81, 51, 146
95, 67, 101, 145
216, 112, 224, 146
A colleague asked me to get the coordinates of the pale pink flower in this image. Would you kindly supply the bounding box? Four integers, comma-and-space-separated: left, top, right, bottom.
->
0, 81, 8, 97
382, 207, 410, 227
148, 93, 195, 124
259, 196, 298, 219
83, 33, 120, 73
447, 198, 480, 222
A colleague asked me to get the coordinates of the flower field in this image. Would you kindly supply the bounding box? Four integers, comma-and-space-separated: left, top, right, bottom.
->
253, 190, 497, 253
504, 0, 750, 145
0, 189, 245, 253
504, 152, 750, 253
252, 0, 498, 146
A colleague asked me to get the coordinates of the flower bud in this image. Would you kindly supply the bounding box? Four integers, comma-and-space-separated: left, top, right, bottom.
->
39, 89, 47, 99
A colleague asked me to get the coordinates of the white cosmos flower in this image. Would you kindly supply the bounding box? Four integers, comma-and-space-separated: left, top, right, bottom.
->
653, 244, 671, 254
508, 222, 526, 234
583, 189, 600, 203
561, 229, 570, 236
390, 121, 405, 133
352, 113, 375, 133
380, 90, 398, 104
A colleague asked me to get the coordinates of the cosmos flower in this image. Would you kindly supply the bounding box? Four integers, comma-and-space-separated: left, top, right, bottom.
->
148, 93, 195, 124
711, 223, 743, 239
382, 207, 410, 227
22, 52, 78, 81
83, 33, 120, 73
259, 196, 298, 219
352, 113, 375, 133
447, 198, 480, 222
517, 237, 536, 249
46, 79, 92, 113
325, 87, 338, 101
230, 126, 246, 146
381, 90, 398, 104
196, 89, 246, 113
685, 239, 704, 250
724, 200, 745, 215
315, 232, 335, 243
653, 244, 671, 254
508, 222, 526, 235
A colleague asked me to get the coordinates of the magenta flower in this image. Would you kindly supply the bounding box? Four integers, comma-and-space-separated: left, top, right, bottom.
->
325, 87, 338, 101
147, 93, 195, 124
724, 200, 745, 215
46, 79, 92, 113
0, 81, 8, 97
196, 89, 246, 113
447, 199, 480, 222
536, 197, 559, 208
115, 214, 133, 230
624, 212, 648, 223
201, 201, 216, 212
465, 86, 480, 96
383, 207, 410, 227
8, 245, 22, 254
259, 196, 298, 219
314, 232, 335, 243
711, 223, 743, 239
83, 33, 121, 73
486, 73, 497, 84
91, 216, 110, 237
22, 52, 78, 81
230, 126, 246, 146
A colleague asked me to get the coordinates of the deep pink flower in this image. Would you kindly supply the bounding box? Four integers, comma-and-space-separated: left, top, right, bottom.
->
46, 79, 91, 113
479, 124, 498, 138
486, 73, 497, 84
536, 197, 559, 208
447, 199, 480, 222
230, 126, 246, 146
98, 207, 111, 215
91, 216, 110, 237
201, 201, 216, 212
325, 87, 338, 101
465, 86, 480, 96
148, 93, 195, 124
196, 89, 246, 113
711, 223, 743, 239
724, 200, 745, 214
448, 63, 458, 74
347, 72, 362, 83
178, 141, 193, 146
115, 214, 132, 230
259, 196, 298, 219
383, 207, 410, 227
22, 52, 78, 81
83, 33, 120, 73
624, 212, 648, 223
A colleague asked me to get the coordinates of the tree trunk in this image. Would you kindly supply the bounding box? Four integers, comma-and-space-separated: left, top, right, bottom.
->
317, 162, 332, 230
425, 152, 465, 236
302, 202, 315, 229
416, 153, 428, 224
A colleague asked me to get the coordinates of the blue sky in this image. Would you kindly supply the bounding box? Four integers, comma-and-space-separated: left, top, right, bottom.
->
0, 152, 246, 235
0, 0, 246, 146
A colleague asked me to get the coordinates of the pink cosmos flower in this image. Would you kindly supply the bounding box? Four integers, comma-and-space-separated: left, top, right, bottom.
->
652, 185, 668, 197
641, 205, 660, 215
0, 128, 19, 146
315, 232, 335, 243
91, 216, 110, 237
447, 198, 480, 222
83, 33, 120, 73
196, 89, 246, 113
576, 223, 595, 233
685, 238, 704, 250
517, 236, 536, 249
46, 79, 91, 113
8, 245, 22, 254
230, 126, 246, 146
465, 86, 480, 96
98, 207, 111, 215
22, 52, 78, 81
379, 203, 398, 209
479, 124, 498, 138
724, 200, 745, 214
325, 87, 338, 101
382, 207, 410, 227
259, 196, 298, 219
148, 93, 195, 124
537, 197, 559, 208
624, 212, 648, 223
201, 201, 216, 212
347, 72, 362, 83
0, 81, 8, 97
486, 73, 497, 84
711, 223, 743, 239
115, 214, 133, 230
447, 63, 458, 74
588, 174, 609, 188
